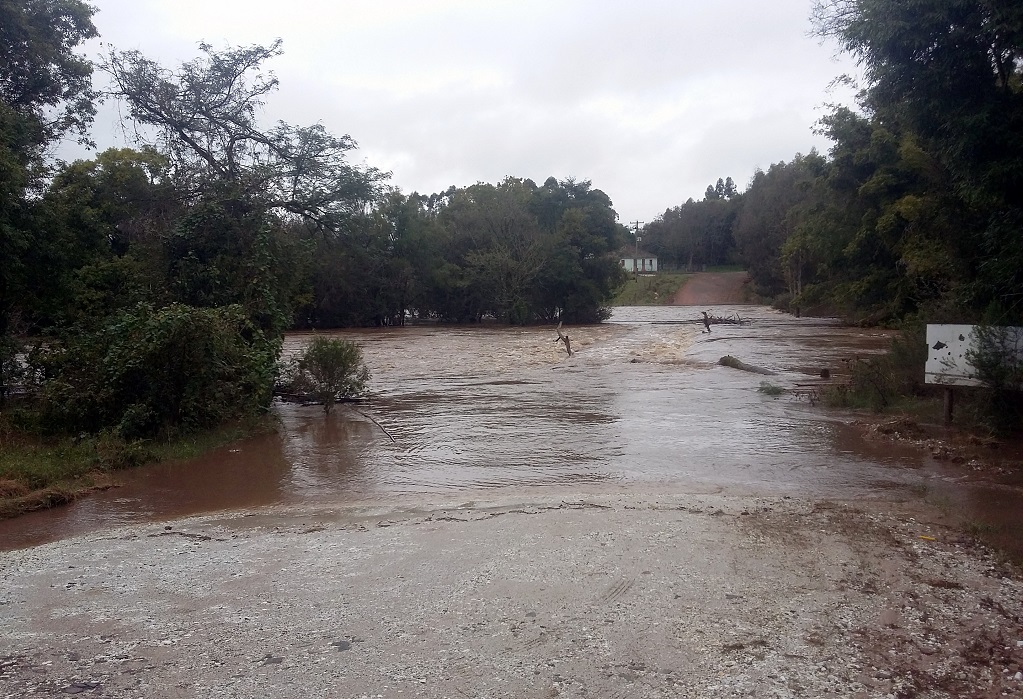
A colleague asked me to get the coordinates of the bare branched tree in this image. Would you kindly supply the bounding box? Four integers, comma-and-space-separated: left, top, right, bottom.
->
101, 41, 388, 234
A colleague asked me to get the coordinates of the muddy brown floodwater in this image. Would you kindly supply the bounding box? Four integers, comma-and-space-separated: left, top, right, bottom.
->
3, 305, 1019, 552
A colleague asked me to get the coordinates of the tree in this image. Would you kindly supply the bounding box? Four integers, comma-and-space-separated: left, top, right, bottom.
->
288, 336, 370, 414
0, 0, 98, 401
27, 148, 177, 328
813, 0, 1023, 318
732, 153, 827, 300
38, 303, 278, 438
0, 0, 97, 150
101, 41, 388, 334
102, 42, 387, 233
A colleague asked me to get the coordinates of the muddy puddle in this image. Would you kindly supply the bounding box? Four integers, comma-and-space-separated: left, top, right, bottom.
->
2, 305, 1020, 550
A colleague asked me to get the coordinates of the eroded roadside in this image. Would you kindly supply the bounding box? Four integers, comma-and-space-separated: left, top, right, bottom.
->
3, 492, 1022, 698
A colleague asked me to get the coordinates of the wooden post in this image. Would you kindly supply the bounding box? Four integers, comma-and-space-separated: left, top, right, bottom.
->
943, 387, 955, 426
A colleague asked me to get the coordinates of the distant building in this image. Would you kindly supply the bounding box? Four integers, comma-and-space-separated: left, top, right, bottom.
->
620, 250, 658, 273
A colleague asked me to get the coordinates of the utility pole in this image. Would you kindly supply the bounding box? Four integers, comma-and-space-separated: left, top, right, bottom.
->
630, 221, 643, 279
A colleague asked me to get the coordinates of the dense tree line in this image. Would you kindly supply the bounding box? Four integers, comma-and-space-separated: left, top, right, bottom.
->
299, 176, 625, 327
641, 177, 740, 271
0, 0, 626, 437
645, 0, 1022, 326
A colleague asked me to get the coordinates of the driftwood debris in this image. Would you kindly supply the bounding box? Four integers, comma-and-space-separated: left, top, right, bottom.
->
554, 322, 573, 356
718, 355, 776, 375
702, 311, 749, 328
351, 407, 397, 443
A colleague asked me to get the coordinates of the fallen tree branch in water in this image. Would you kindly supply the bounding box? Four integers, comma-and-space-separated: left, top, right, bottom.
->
705, 312, 749, 327
351, 407, 396, 443
718, 355, 776, 375
554, 322, 573, 356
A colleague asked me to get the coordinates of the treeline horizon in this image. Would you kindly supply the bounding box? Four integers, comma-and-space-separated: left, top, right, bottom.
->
645, 0, 1022, 327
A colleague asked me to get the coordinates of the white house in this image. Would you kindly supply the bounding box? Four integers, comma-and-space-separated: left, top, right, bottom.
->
620, 250, 658, 273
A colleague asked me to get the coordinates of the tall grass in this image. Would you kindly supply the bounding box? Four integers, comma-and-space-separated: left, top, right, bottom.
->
613, 273, 692, 306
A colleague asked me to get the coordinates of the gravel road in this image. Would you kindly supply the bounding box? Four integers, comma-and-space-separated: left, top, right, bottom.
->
3, 491, 1023, 698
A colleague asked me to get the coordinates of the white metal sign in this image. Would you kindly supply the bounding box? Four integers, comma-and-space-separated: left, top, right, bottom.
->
925, 324, 981, 387
925, 324, 1023, 387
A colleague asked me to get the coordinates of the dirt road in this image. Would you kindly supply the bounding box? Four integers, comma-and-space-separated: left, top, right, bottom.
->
672, 271, 750, 305
3, 491, 1022, 698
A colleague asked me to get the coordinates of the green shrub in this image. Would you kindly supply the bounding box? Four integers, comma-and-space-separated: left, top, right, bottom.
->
286, 336, 370, 413
757, 381, 784, 397
36, 303, 278, 439
966, 324, 1023, 435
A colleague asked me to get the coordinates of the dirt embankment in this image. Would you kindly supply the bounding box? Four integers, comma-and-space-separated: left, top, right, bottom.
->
672, 271, 749, 305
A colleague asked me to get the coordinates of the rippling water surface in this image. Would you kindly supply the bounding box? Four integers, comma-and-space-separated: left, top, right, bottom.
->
0, 305, 997, 549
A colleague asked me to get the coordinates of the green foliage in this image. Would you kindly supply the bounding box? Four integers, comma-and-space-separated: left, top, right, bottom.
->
0, 0, 97, 149
0, 329, 25, 404
296, 177, 626, 327
643, 188, 740, 272
101, 41, 386, 234
613, 273, 691, 306
36, 304, 278, 439
803, 0, 1023, 320
965, 324, 1023, 434
285, 336, 370, 414
821, 357, 896, 413
0, 412, 273, 516
98, 43, 382, 336
732, 153, 828, 300
0, 433, 148, 493
757, 382, 785, 397
0, 0, 98, 383
968, 325, 1023, 392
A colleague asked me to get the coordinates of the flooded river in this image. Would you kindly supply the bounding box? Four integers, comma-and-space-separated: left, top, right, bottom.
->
1, 305, 1016, 550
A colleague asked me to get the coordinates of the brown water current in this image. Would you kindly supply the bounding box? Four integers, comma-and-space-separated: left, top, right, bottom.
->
2, 305, 1019, 550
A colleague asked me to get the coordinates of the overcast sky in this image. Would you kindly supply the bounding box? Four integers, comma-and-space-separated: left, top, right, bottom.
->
80, 0, 860, 225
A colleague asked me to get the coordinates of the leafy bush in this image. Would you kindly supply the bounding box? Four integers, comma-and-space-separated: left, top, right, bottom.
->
847, 357, 896, 412
966, 324, 1023, 435
285, 336, 370, 413
757, 381, 784, 397
36, 303, 278, 439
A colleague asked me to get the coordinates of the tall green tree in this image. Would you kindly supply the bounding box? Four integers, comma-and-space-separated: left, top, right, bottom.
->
102, 41, 387, 333
732, 153, 827, 300
30, 148, 177, 328
814, 0, 1023, 318
644, 192, 739, 272
0, 0, 98, 399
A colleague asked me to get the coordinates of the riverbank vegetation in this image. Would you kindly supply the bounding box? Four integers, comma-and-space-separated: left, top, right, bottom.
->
0, 414, 272, 518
